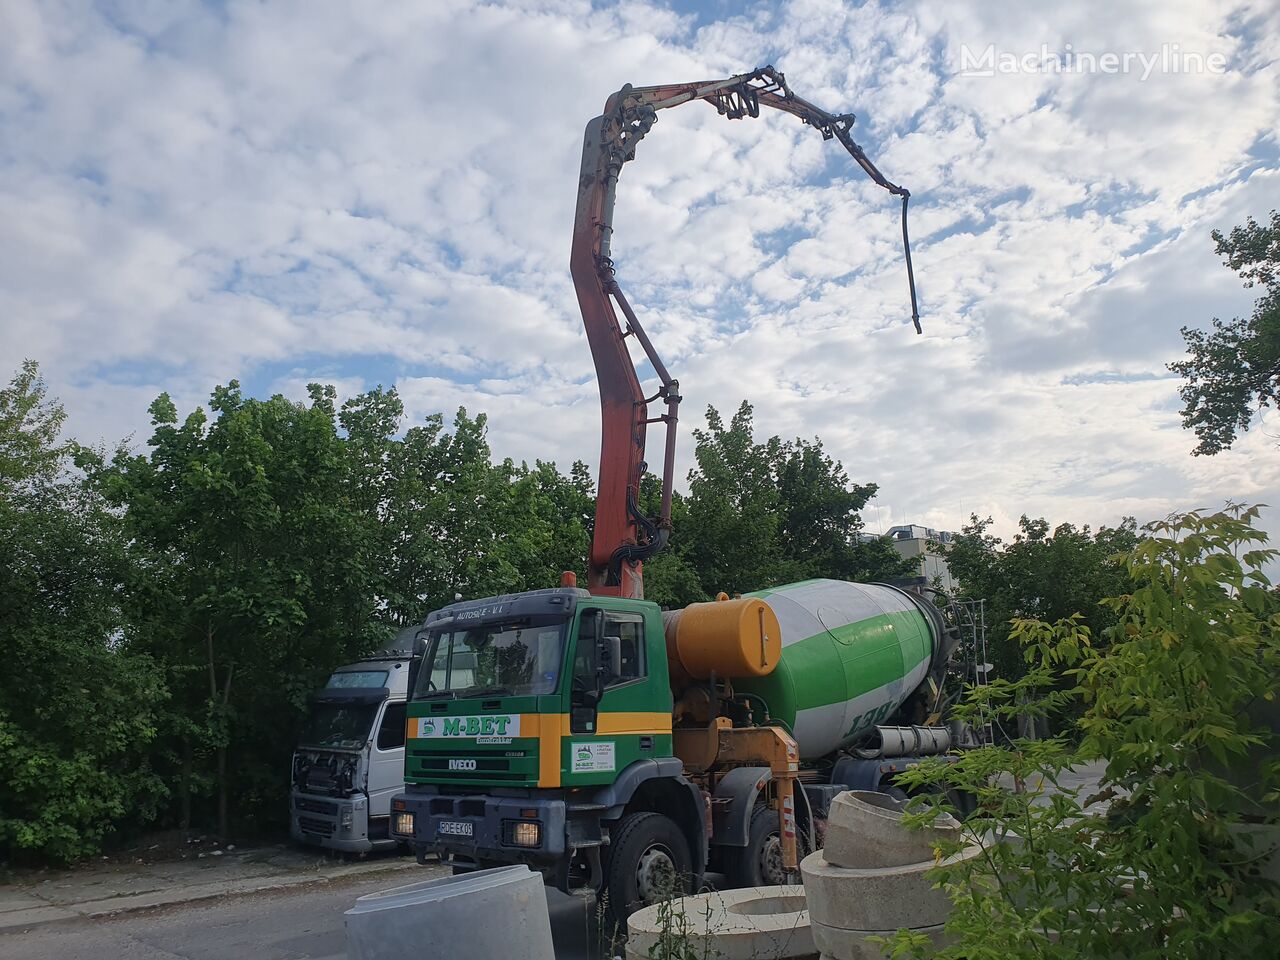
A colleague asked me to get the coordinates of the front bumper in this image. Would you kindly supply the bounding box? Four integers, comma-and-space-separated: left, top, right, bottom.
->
391, 789, 567, 865
290, 790, 383, 853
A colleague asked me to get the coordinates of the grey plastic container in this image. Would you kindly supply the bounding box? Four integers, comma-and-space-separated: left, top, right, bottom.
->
344, 865, 553, 960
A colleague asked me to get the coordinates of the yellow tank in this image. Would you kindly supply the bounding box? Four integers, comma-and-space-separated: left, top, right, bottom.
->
665, 595, 782, 680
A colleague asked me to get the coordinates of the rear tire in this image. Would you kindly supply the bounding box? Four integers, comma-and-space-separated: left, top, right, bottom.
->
724, 803, 796, 888
602, 812, 692, 931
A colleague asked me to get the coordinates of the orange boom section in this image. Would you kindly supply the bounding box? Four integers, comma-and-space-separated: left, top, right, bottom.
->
571, 66, 920, 600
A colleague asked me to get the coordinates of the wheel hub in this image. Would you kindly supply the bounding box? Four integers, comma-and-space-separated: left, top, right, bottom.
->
759, 832, 784, 885
635, 843, 677, 902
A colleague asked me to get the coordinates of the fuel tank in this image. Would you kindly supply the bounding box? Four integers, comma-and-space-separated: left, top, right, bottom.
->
731, 579, 938, 759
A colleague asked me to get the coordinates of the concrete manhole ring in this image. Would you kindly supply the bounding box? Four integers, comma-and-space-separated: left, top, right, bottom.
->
626, 886, 814, 960
726, 894, 807, 917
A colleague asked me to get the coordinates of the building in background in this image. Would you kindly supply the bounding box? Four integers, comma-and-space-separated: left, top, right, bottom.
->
886, 524, 957, 593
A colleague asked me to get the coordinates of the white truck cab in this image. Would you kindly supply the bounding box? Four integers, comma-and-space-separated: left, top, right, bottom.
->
290, 634, 423, 853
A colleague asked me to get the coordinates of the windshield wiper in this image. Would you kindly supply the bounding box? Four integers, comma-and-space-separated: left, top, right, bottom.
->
417, 689, 458, 701
459, 685, 513, 699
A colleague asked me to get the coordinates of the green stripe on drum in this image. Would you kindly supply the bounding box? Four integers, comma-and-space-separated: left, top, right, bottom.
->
738, 611, 924, 710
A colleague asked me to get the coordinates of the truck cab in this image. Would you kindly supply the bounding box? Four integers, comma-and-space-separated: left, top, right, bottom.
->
390, 587, 708, 907
290, 639, 422, 853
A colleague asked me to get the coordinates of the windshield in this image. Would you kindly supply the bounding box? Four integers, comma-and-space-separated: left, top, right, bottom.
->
415, 620, 565, 699
326, 670, 388, 689
299, 702, 377, 749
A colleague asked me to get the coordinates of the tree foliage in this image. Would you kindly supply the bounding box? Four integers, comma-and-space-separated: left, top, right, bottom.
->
644, 401, 912, 606
82, 382, 599, 839
889, 505, 1280, 959
944, 514, 1141, 681
0, 368, 955, 861
86, 382, 393, 837
1171, 210, 1280, 455
0, 363, 167, 862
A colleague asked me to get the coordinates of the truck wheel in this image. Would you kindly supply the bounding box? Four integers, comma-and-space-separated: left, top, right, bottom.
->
725, 803, 791, 888
603, 812, 692, 927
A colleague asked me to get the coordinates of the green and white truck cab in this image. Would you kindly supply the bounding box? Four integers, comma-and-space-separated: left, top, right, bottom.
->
391, 587, 702, 898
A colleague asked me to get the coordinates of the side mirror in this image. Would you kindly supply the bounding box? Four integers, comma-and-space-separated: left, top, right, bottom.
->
598, 635, 623, 685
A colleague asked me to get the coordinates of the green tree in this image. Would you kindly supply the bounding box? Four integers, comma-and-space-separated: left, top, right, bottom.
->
2, 364, 922, 857
774, 433, 912, 585
365, 403, 594, 618
945, 514, 1141, 682
655, 401, 910, 604
503, 458, 595, 590
1171, 210, 1280, 455
0, 362, 168, 862
83, 381, 596, 840
890, 504, 1280, 959
87, 382, 388, 838
0, 360, 69, 486
638, 474, 705, 609
336, 384, 411, 620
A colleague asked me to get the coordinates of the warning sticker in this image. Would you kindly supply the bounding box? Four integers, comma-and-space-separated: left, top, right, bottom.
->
571, 741, 616, 773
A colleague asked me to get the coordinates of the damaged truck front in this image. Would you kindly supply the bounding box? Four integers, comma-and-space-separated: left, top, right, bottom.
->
291, 641, 422, 852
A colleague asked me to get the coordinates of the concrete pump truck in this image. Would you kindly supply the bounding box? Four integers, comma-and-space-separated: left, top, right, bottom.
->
391, 67, 962, 920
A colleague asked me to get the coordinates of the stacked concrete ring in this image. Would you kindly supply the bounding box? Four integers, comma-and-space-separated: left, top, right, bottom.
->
800, 790, 978, 960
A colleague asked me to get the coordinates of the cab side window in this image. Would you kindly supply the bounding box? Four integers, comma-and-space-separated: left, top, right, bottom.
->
612, 617, 645, 683
574, 611, 646, 689
573, 611, 598, 685
376, 702, 406, 751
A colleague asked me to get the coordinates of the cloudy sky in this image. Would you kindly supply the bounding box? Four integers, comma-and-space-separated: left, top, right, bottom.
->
3, 0, 1278, 538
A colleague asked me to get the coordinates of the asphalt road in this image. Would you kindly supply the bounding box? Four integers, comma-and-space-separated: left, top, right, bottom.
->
4, 766, 1107, 960
1, 868, 610, 960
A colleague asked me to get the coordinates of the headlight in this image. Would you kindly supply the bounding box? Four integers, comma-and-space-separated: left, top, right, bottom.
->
504, 820, 541, 848
393, 812, 415, 836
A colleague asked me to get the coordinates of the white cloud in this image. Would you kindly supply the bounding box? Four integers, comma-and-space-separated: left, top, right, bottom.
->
1, 0, 1278, 547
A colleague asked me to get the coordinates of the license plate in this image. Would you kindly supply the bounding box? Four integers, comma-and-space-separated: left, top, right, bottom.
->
438, 820, 474, 837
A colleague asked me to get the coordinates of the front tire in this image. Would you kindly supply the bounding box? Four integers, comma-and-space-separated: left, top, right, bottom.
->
602, 812, 692, 929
